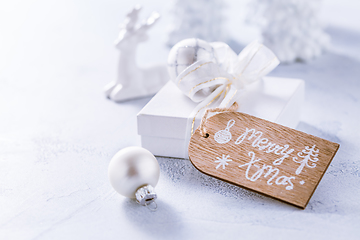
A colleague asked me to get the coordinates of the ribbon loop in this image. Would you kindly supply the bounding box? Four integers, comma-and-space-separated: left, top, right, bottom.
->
234, 41, 280, 86
176, 59, 233, 103
168, 39, 279, 159
173, 40, 279, 110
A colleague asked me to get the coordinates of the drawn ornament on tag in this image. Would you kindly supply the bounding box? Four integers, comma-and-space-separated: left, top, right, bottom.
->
214, 119, 235, 144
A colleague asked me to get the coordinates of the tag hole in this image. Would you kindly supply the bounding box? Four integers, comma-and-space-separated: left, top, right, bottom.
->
203, 133, 209, 138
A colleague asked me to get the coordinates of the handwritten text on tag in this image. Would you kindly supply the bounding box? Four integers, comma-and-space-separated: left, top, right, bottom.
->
188, 112, 339, 208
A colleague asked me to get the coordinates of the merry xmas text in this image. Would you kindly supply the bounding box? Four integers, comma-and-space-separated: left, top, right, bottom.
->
235, 127, 296, 190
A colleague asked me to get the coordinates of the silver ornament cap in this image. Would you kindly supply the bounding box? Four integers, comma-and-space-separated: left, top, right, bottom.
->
135, 184, 157, 206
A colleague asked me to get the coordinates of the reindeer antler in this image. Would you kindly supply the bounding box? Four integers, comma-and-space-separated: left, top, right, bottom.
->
115, 5, 160, 46
138, 11, 160, 31
122, 4, 142, 31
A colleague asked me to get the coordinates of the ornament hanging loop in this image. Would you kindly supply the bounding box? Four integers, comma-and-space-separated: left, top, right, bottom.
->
145, 200, 158, 211
225, 119, 235, 131
199, 102, 239, 137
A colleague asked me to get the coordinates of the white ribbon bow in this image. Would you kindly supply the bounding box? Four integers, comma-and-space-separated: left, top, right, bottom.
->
172, 40, 280, 158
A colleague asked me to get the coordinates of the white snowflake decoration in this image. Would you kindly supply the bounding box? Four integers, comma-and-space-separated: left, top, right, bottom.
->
247, 0, 330, 63
214, 154, 233, 170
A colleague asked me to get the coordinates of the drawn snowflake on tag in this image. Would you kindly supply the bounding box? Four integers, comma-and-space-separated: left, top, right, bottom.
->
214, 154, 232, 170
214, 119, 235, 144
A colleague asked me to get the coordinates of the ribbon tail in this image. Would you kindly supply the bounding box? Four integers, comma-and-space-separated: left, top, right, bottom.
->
218, 85, 241, 108
183, 85, 226, 159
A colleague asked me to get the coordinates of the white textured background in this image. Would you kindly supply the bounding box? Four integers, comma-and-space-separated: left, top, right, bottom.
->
0, 0, 359, 239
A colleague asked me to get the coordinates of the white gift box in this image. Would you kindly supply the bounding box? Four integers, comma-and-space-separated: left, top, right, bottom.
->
137, 77, 305, 159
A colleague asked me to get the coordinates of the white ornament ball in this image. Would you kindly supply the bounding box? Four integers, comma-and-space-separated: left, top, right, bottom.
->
108, 146, 160, 198
167, 38, 216, 81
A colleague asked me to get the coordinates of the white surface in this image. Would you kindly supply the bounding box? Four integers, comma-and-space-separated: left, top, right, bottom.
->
138, 77, 304, 158
0, 0, 360, 240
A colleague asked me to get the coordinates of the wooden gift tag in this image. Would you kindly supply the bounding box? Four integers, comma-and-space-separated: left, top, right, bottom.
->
188, 112, 339, 209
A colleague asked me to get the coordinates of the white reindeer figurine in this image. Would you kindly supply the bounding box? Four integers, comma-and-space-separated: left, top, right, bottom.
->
104, 5, 169, 102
